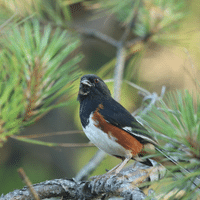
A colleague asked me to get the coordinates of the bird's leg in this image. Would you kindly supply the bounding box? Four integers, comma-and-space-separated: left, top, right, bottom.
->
132, 160, 138, 168
115, 157, 131, 174
106, 162, 124, 174
107, 153, 132, 174
91, 154, 132, 184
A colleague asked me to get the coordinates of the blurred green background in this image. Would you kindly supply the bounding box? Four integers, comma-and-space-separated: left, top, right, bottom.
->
0, 0, 200, 195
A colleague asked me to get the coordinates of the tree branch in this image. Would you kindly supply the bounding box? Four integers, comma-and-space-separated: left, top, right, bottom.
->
75, 27, 119, 47
1, 163, 152, 200
113, 2, 140, 101
75, 150, 106, 181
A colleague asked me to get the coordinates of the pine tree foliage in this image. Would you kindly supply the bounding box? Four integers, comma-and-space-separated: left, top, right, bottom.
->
88, 0, 189, 80
88, 0, 188, 39
0, 19, 82, 145
142, 90, 200, 199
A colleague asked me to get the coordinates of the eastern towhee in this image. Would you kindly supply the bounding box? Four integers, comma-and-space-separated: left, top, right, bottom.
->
77, 74, 173, 174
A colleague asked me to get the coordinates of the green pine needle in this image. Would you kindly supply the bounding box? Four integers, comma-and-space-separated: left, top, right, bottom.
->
142, 90, 200, 199
0, 19, 82, 145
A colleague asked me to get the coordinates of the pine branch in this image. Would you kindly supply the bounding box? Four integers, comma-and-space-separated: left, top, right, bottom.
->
1, 163, 154, 200
75, 150, 106, 181
0, 19, 82, 145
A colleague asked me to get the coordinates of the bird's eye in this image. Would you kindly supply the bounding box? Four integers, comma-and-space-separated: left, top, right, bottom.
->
94, 78, 99, 83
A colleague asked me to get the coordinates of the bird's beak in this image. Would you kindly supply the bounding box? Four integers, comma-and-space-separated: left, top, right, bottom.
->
80, 79, 93, 87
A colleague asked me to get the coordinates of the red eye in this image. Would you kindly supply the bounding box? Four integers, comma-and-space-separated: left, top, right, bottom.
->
94, 78, 99, 83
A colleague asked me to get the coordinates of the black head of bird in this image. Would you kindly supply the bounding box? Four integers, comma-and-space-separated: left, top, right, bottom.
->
77, 74, 111, 102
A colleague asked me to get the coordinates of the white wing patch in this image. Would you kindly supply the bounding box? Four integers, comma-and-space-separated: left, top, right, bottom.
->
122, 126, 158, 145
123, 126, 132, 132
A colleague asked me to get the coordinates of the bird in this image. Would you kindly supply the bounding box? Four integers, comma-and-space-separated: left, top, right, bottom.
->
77, 74, 176, 174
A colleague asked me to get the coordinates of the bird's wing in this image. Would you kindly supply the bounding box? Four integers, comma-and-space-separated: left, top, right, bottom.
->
99, 98, 157, 145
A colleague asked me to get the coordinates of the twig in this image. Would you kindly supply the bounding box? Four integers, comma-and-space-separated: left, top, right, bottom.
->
126, 79, 166, 116
75, 150, 106, 181
58, 142, 94, 148
125, 80, 151, 96
15, 130, 84, 139
0, 13, 17, 30
139, 86, 166, 116
75, 27, 119, 47
17, 168, 40, 200
126, 36, 145, 48
113, 3, 140, 101
11, 135, 94, 148
114, 45, 126, 101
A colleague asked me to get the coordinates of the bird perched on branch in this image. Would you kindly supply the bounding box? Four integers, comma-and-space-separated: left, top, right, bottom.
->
77, 74, 176, 174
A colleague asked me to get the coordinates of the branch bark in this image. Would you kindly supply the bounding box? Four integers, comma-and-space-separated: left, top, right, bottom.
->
1, 163, 151, 200
75, 150, 106, 181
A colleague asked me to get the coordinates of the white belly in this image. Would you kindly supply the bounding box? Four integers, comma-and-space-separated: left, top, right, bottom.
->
83, 114, 131, 158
